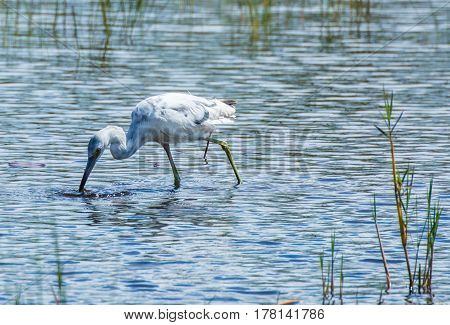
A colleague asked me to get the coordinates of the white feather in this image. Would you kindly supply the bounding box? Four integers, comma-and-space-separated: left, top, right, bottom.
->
131, 92, 236, 143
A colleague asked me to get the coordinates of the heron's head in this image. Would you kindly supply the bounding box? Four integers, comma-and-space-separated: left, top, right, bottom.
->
79, 134, 106, 192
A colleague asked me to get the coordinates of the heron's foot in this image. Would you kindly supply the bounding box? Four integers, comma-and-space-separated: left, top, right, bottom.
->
208, 138, 242, 185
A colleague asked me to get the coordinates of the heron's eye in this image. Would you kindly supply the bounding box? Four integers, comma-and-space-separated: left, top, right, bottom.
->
95, 148, 101, 156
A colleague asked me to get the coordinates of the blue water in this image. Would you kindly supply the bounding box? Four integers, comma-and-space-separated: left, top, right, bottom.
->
0, 0, 448, 304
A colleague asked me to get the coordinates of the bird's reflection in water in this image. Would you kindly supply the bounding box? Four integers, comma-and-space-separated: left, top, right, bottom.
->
80, 195, 173, 237
85, 187, 238, 228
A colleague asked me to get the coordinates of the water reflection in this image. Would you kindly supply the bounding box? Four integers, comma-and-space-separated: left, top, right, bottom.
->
0, 0, 379, 56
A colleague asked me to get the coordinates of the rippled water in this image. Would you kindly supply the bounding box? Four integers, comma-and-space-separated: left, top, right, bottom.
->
0, 0, 449, 304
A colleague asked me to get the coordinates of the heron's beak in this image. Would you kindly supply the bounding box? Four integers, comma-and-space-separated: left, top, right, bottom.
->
79, 155, 99, 192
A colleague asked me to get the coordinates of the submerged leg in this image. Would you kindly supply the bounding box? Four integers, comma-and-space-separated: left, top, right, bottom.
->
208, 138, 241, 184
162, 143, 181, 188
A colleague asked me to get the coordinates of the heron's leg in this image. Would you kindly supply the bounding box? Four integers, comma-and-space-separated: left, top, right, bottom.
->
162, 143, 181, 188
203, 132, 213, 160
208, 138, 241, 184
203, 140, 210, 160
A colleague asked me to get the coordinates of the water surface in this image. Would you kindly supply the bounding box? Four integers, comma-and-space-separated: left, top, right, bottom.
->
0, 0, 449, 304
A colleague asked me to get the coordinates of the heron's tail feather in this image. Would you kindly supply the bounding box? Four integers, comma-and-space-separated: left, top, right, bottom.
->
209, 117, 235, 125
219, 99, 237, 107
209, 98, 236, 122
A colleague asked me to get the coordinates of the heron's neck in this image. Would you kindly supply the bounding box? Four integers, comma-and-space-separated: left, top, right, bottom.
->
100, 125, 141, 160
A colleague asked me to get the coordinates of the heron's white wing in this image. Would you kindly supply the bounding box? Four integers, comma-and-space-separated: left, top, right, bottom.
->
140, 93, 235, 126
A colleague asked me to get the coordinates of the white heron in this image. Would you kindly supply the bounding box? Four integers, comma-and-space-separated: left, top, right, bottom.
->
79, 92, 241, 192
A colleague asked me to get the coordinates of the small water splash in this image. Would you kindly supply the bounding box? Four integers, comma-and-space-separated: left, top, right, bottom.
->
58, 189, 133, 199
